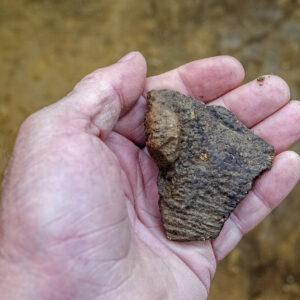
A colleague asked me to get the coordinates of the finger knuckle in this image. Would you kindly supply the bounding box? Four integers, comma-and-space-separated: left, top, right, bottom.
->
19, 112, 41, 134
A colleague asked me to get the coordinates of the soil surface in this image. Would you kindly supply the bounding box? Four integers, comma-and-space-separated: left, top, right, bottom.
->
0, 0, 299, 299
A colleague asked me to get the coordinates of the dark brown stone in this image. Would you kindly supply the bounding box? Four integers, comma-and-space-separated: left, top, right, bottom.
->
144, 89, 274, 241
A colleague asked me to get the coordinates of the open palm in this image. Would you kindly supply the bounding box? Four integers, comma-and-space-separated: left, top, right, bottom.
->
1, 52, 299, 300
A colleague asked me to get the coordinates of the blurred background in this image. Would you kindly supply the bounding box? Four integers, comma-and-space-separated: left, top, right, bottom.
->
0, 0, 299, 299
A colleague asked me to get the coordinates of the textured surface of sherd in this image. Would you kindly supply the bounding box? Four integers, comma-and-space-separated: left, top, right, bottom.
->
145, 89, 274, 241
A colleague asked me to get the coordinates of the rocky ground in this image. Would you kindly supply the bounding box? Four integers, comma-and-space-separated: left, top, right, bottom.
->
0, 0, 299, 299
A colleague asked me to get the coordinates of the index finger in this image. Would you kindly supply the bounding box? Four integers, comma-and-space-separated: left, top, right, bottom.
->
145, 55, 245, 102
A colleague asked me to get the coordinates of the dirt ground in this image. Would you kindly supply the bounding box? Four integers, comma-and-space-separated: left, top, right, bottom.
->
0, 0, 300, 299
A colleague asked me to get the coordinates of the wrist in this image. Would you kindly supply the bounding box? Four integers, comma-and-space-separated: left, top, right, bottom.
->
0, 257, 35, 299
0, 252, 53, 300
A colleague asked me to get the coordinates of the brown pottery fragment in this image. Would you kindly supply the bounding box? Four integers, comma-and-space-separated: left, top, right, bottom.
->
145, 89, 274, 241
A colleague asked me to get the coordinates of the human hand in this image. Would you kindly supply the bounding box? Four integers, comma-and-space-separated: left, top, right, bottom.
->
0, 52, 299, 300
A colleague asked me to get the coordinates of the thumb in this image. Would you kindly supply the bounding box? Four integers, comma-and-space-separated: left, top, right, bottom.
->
58, 51, 147, 139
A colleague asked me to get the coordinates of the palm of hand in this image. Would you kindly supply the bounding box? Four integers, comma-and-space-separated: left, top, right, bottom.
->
1, 52, 299, 300
80, 130, 212, 299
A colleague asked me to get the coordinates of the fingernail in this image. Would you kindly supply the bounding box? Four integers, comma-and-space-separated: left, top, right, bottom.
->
118, 52, 137, 63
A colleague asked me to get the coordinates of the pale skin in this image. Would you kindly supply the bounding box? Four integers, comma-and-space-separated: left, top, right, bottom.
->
0, 52, 300, 300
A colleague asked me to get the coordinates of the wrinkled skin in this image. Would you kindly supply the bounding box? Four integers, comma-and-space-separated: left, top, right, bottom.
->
0, 52, 299, 300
